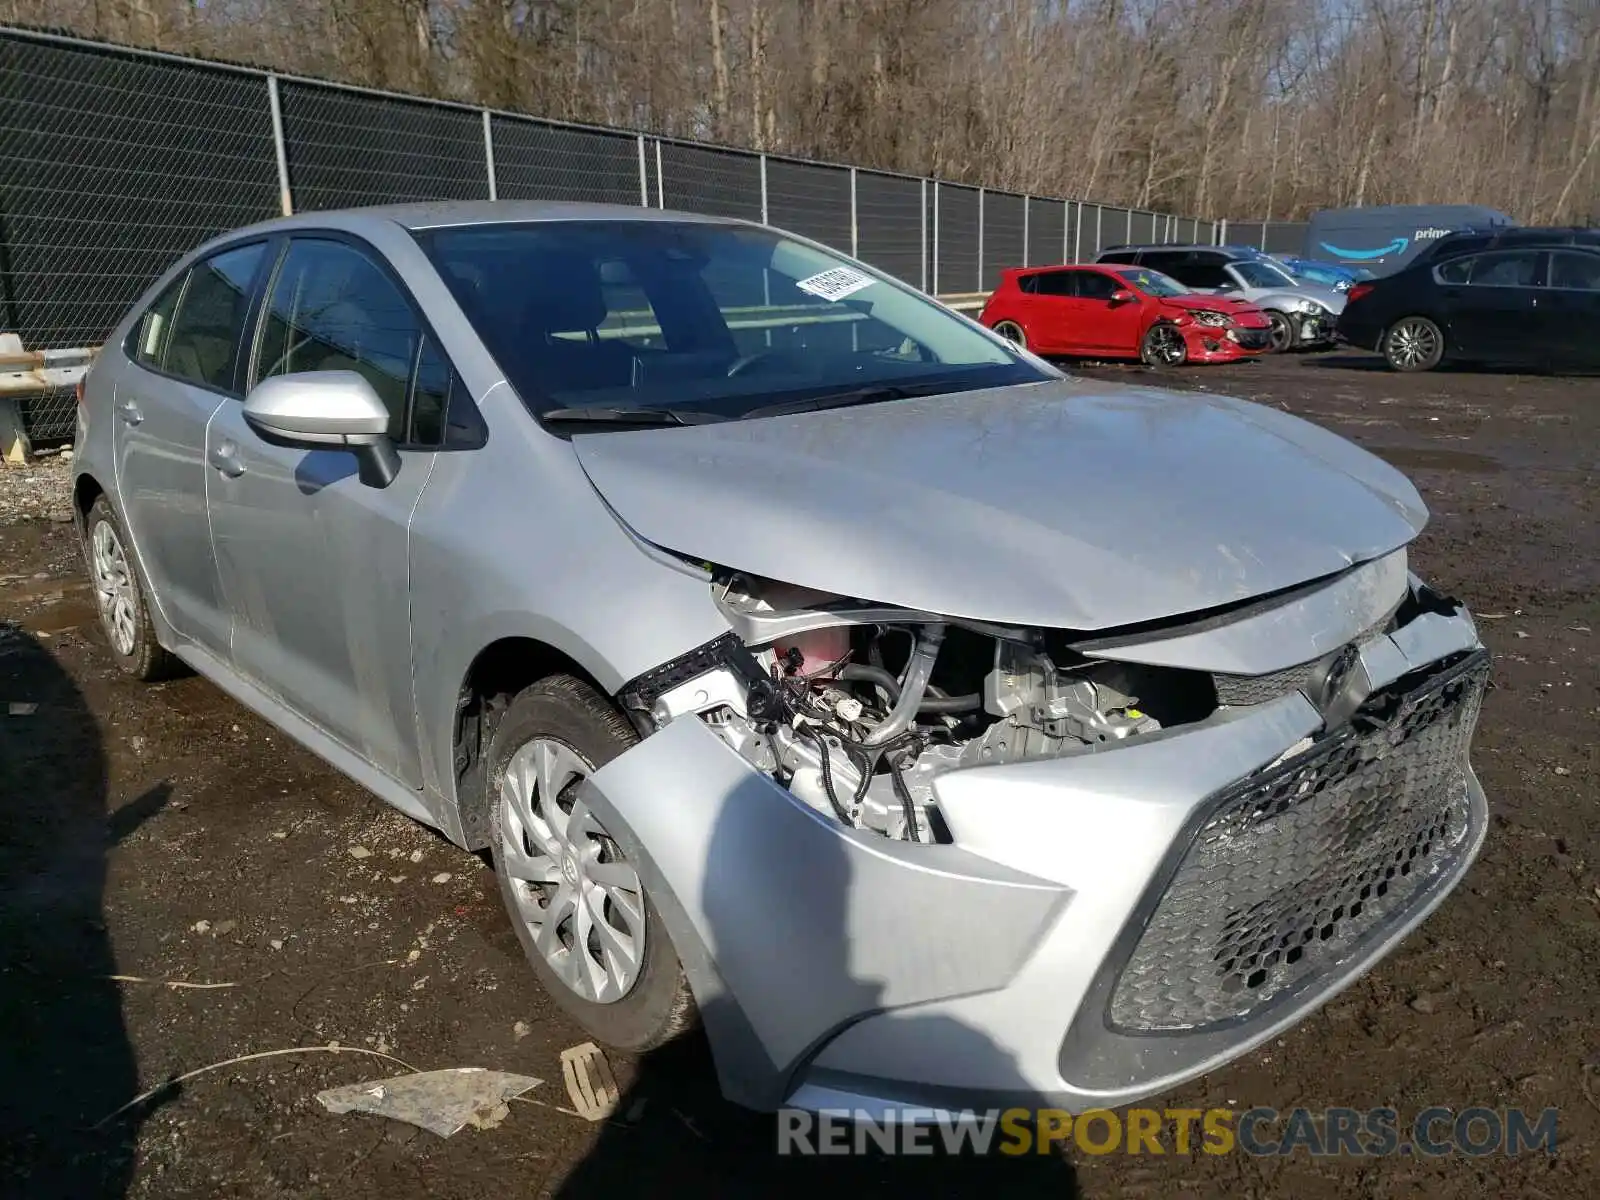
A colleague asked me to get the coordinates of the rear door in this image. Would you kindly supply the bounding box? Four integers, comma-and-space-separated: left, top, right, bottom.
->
1439, 250, 1543, 364
205, 234, 455, 787
1542, 250, 1600, 369
113, 241, 270, 656
1027, 270, 1082, 353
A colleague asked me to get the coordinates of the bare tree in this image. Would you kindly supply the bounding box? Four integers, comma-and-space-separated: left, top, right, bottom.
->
10, 0, 1598, 220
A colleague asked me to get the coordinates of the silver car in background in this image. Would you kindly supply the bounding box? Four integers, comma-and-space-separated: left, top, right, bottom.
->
73, 201, 1487, 1117
1097, 244, 1347, 351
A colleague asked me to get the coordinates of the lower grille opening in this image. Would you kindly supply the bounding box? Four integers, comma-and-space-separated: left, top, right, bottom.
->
1108, 650, 1488, 1033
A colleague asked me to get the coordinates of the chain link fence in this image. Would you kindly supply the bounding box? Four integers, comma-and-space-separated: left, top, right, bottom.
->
1, 24, 1218, 446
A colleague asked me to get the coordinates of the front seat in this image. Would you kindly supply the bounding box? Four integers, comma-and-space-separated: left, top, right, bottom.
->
511, 257, 637, 395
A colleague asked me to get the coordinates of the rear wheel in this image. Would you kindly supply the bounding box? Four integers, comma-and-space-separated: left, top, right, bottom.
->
82, 497, 181, 681
487, 675, 695, 1052
1139, 322, 1188, 367
992, 320, 1027, 349
1382, 316, 1444, 372
1265, 310, 1296, 353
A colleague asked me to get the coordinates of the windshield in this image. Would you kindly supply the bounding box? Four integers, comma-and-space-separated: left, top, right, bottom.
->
1114, 267, 1188, 298
1231, 259, 1299, 289
418, 220, 1050, 422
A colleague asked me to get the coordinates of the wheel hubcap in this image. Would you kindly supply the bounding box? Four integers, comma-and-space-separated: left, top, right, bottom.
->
1148, 327, 1184, 364
498, 738, 645, 1004
1268, 314, 1292, 351
90, 521, 138, 657
1390, 321, 1436, 367
995, 322, 1025, 347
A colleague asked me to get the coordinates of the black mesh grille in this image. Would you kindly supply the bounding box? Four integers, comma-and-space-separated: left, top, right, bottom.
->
1213, 661, 1318, 706
1109, 651, 1488, 1032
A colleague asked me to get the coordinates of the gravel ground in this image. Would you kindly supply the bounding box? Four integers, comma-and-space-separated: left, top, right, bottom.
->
0, 452, 73, 525
1, 351, 1596, 1199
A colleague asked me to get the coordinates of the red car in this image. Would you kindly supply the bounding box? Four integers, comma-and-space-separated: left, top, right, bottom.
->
979, 263, 1274, 365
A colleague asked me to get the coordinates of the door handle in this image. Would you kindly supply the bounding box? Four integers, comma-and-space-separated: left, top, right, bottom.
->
210, 441, 246, 478
116, 397, 143, 426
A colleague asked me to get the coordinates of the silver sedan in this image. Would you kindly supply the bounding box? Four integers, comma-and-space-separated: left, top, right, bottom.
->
73, 201, 1488, 1116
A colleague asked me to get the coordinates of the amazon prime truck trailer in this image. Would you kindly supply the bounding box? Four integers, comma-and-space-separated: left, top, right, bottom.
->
1305, 205, 1513, 276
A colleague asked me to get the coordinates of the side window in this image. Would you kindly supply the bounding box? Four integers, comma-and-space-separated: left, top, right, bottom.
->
1166, 259, 1228, 289
163, 243, 267, 391
1547, 251, 1600, 291
1016, 274, 1038, 294
1075, 272, 1120, 301
132, 273, 187, 369
408, 334, 453, 447
1435, 256, 1474, 285
1097, 251, 1138, 265
1468, 251, 1540, 287
1033, 271, 1076, 297
254, 239, 420, 441
1140, 252, 1182, 273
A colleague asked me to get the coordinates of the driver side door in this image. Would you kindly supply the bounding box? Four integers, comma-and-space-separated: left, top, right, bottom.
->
205, 235, 457, 788
1072, 270, 1145, 353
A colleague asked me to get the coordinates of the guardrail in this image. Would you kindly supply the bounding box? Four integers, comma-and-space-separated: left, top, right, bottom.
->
0, 290, 993, 461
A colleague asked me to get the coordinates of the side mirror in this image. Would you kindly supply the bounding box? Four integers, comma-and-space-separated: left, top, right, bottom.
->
242, 371, 400, 488
1109, 289, 1136, 304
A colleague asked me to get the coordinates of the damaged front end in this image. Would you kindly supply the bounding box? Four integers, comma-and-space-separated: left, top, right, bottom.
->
585, 549, 1489, 1113
617, 549, 1467, 851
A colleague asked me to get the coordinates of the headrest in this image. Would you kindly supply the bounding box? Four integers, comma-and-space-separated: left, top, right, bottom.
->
518, 254, 608, 337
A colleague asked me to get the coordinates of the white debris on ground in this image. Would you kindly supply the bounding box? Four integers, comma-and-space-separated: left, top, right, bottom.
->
0, 452, 73, 524
316, 1067, 543, 1138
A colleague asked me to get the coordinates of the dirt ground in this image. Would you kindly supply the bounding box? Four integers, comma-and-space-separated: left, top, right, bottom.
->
1, 350, 1596, 1199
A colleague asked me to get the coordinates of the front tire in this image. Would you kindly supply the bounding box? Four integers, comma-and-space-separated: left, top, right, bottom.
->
487, 675, 695, 1052
1265, 310, 1296, 353
1140, 322, 1188, 367
992, 320, 1027, 349
1382, 316, 1444, 372
82, 497, 181, 681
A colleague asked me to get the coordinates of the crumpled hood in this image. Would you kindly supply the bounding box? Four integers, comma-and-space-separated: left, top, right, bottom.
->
572, 377, 1426, 630
1162, 295, 1270, 326
1243, 282, 1347, 314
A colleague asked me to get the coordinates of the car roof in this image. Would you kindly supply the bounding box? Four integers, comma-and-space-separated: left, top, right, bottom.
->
1418, 225, 1600, 259
226, 200, 738, 239
1097, 244, 1255, 258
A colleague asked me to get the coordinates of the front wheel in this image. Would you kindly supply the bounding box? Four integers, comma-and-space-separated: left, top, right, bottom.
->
1265, 310, 1296, 353
487, 675, 695, 1052
1382, 316, 1445, 372
1140, 322, 1188, 367
991, 320, 1027, 349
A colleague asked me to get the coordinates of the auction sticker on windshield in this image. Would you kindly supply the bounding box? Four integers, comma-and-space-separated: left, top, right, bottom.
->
796, 266, 876, 302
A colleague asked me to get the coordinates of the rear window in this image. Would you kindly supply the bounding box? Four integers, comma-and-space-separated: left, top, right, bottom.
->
162, 243, 268, 392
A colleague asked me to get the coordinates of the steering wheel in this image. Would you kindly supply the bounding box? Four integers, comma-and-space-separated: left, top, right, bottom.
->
724, 350, 778, 378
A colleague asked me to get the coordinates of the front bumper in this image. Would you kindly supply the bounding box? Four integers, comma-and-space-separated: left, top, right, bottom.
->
1296, 311, 1338, 346
577, 592, 1487, 1116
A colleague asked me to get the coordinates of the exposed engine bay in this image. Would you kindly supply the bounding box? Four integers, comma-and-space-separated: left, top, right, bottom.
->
622, 573, 1229, 843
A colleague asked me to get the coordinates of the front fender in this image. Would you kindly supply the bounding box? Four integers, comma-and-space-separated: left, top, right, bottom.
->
573, 716, 1069, 1110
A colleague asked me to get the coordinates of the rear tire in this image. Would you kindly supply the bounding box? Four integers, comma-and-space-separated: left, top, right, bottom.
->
1139, 322, 1188, 367
487, 674, 695, 1052
1265, 310, 1296, 353
82, 497, 181, 682
1382, 316, 1444, 372
992, 320, 1027, 349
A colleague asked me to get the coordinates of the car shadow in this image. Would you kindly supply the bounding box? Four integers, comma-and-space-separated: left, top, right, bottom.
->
1306, 352, 1583, 377
553, 764, 1081, 1196
0, 627, 166, 1197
